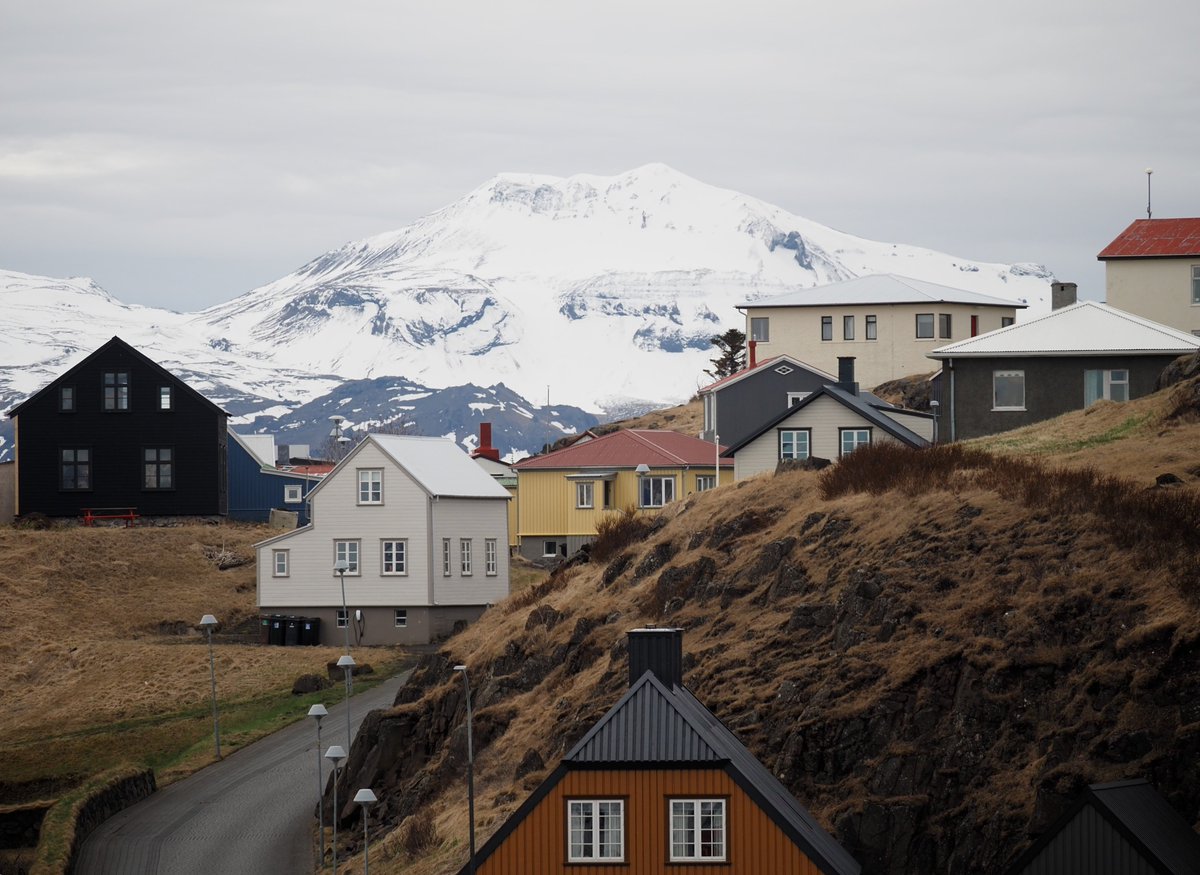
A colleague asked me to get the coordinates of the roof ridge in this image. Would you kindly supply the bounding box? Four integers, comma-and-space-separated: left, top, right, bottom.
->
626, 429, 689, 465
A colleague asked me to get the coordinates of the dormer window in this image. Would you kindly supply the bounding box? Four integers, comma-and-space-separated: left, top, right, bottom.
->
103, 371, 130, 411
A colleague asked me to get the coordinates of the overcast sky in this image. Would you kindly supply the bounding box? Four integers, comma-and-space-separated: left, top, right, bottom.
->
2, 0, 1198, 311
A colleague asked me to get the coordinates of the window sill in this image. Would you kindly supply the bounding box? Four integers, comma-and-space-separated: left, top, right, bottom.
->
992, 407, 1027, 412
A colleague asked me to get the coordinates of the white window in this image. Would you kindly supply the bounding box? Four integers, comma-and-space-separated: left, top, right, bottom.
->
543, 540, 559, 558
915, 313, 934, 339
334, 540, 360, 574
442, 538, 451, 576
576, 481, 594, 508
159, 385, 173, 411
394, 609, 407, 628
1193, 265, 1200, 304
460, 538, 472, 575
993, 370, 1026, 410
336, 608, 348, 628
843, 315, 855, 340
780, 429, 810, 460
786, 391, 810, 407
695, 474, 716, 492
272, 550, 289, 577
283, 484, 303, 504
750, 317, 769, 342
381, 539, 407, 575
639, 475, 675, 508
866, 314, 878, 340
485, 538, 498, 575
357, 469, 382, 504
568, 799, 624, 862
840, 429, 871, 456
670, 799, 726, 862
1084, 369, 1129, 405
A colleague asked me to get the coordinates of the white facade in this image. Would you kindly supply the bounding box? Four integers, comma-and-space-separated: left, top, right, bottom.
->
256, 435, 510, 645
1105, 258, 1200, 336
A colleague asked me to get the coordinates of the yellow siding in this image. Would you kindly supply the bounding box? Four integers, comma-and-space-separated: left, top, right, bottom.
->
478, 768, 825, 875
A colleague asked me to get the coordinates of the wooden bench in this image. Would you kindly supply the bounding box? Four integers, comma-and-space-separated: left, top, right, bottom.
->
82, 507, 139, 527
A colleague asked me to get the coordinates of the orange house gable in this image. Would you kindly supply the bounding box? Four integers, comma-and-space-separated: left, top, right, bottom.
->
459, 629, 859, 875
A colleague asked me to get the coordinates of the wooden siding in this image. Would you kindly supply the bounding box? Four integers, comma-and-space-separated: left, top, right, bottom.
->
877, 408, 934, 441
432, 496, 510, 605
477, 768, 824, 875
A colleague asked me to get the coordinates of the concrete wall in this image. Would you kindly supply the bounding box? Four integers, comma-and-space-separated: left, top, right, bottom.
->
264, 604, 488, 646
1106, 257, 1200, 335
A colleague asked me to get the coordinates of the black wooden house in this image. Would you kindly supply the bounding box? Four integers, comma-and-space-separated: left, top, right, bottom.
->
5, 337, 228, 519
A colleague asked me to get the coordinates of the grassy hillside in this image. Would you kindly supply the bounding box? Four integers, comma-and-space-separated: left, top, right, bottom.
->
329, 378, 1200, 875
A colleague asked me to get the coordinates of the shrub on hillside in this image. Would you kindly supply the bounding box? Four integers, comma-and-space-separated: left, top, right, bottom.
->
589, 507, 656, 563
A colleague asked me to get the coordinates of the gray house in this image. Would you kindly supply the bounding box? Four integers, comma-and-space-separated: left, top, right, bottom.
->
928, 300, 1199, 441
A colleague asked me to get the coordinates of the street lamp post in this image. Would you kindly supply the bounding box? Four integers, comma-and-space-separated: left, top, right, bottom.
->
334, 559, 351, 656
199, 614, 221, 760
308, 704, 328, 867
325, 745, 346, 873
337, 654, 356, 751
354, 789, 378, 875
453, 665, 476, 875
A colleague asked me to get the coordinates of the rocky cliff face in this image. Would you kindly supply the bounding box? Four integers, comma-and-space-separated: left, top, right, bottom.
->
329, 447, 1200, 874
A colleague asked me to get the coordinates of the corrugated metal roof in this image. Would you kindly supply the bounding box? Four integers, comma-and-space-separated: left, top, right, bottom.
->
369, 434, 512, 498
512, 429, 731, 470
1098, 218, 1200, 259
737, 274, 1027, 310
1091, 780, 1200, 874
929, 301, 1200, 358
228, 430, 276, 468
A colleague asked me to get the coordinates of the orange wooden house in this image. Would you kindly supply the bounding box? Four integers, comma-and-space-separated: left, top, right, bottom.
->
458, 628, 860, 875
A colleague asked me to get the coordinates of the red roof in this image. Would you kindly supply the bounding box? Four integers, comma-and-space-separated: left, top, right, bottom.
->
513, 429, 730, 470
1098, 218, 1200, 259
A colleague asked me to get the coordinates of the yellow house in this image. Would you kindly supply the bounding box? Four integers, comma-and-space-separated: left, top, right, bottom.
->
512, 429, 732, 563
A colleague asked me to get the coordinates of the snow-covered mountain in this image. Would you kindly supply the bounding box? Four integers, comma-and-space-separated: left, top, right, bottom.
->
0, 163, 1053, 460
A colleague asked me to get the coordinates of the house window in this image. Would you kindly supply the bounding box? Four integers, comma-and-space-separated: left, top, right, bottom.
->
486, 538, 498, 575
143, 448, 173, 490
336, 608, 348, 628
273, 550, 289, 577
576, 481, 594, 509
543, 540, 559, 558
670, 799, 726, 862
358, 469, 382, 504
843, 315, 855, 340
460, 538, 472, 575
334, 540, 360, 574
59, 387, 75, 412
1192, 265, 1200, 304
159, 386, 173, 411
750, 317, 770, 342
602, 480, 614, 509
840, 429, 871, 456
394, 609, 407, 628
639, 476, 675, 508
60, 448, 91, 490
938, 313, 952, 339
381, 539, 407, 575
787, 392, 810, 407
695, 474, 716, 492
442, 538, 452, 576
866, 315, 878, 340
780, 429, 810, 460
103, 371, 130, 411
283, 484, 303, 504
915, 314, 934, 339
568, 799, 624, 862
1084, 369, 1130, 405
993, 370, 1026, 410
820, 316, 833, 341
1001, 316, 1015, 328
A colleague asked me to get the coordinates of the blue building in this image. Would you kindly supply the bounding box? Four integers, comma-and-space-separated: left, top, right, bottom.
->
227, 430, 322, 525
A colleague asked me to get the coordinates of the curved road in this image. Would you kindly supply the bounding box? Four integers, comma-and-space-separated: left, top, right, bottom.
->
77, 670, 409, 875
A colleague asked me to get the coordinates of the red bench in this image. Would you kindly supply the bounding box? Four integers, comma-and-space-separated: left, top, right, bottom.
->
82, 507, 139, 527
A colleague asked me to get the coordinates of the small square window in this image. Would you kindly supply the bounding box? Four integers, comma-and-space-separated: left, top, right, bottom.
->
336, 608, 348, 628
283, 484, 303, 504
1001, 316, 1015, 328
543, 540, 558, 558
774, 365, 793, 375
358, 469, 383, 504
59, 387, 75, 413
273, 550, 289, 577
394, 609, 408, 628
915, 314, 934, 339
750, 317, 769, 342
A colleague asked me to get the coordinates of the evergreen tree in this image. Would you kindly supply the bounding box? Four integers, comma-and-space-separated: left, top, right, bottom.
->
704, 328, 746, 380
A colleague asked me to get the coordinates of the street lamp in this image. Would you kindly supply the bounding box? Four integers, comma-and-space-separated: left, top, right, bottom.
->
325, 745, 346, 873
308, 704, 328, 866
453, 665, 476, 875
337, 654, 356, 750
334, 559, 351, 655
354, 788, 378, 875
199, 614, 221, 760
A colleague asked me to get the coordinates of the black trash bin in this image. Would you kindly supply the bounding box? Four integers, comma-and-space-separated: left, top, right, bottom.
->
300, 616, 321, 646
268, 614, 286, 646
259, 616, 270, 645
284, 616, 301, 646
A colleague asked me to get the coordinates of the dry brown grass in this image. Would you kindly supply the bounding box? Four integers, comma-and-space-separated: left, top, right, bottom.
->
598, 398, 704, 436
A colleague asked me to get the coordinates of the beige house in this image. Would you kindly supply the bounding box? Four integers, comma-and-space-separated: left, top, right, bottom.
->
737, 274, 1025, 391
1099, 218, 1200, 336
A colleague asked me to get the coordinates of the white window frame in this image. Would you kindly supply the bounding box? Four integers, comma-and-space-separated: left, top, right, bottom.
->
442, 538, 452, 576
159, 385, 173, 411
639, 475, 675, 508
272, 549, 289, 577
394, 609, 407, 628
695, 474, 716, 492
779, 429, 811, 460
1084, 369, 1129, 405
576, 480, 594, 509
543, 540, 559, 558
334, 540, 360, 575
381, 539, 407, 575
669, 798, 727, 863
357, 469, 383, 505
750, 317, 769, 342
485, 538, 498, 575
840, 428, 871, 456
567, 799, 625, 862
993, 370, 1026, 411
460, 538, 472, 575
336, 608, 348, 628
283, 484, 303, 504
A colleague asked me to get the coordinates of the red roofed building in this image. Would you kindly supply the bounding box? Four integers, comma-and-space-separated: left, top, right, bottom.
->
512, 429, 730, 563
1099, 218, 1200, 336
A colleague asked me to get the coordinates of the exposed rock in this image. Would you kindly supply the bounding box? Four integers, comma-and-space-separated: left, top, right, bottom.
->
514, 748, 545, 779
292, 673, 330, 695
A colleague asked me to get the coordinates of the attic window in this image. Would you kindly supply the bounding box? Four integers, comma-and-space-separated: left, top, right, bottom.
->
103, 371, 130, 411
774, 365, 793, 375
159, 386, 173, 411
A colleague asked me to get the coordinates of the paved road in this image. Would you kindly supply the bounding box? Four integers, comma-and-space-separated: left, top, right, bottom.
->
76, 670, 409, 875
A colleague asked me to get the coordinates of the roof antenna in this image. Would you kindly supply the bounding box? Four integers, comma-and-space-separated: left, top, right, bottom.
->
1145, 168, 1153, 219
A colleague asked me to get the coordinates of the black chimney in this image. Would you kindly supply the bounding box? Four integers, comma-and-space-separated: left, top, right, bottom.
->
837, 356, 858, 395
628, 628, 683, 688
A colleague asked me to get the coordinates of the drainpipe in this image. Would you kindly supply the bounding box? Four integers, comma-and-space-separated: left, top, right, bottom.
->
947, 358, 956, 443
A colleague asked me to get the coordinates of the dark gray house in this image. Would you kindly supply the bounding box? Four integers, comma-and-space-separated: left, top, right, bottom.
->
928, 300, 1198, 441
1006, 779, 1200, 874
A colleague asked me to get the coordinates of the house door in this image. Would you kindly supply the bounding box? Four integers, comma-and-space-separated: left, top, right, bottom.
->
970, 315, 979, 337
